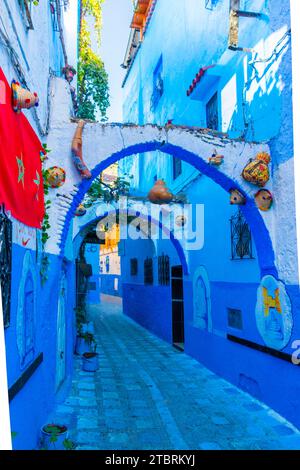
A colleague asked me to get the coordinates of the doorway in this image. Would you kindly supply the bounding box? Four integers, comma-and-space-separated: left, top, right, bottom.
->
171, 265, 185, 351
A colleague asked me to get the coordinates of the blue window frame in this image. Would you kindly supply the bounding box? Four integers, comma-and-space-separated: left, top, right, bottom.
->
151, 56, 164, 111
173, 156, 182, 180
206, 92, 219, 130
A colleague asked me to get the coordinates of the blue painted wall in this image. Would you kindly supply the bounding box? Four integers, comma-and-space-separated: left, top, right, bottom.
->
100, 274, 122, 297
120, 0, 300, 428
5, 246, 75, 450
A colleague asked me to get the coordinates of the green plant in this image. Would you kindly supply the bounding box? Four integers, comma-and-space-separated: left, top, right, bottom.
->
74, 306, 86, 333
77, 0, 109, 120
40, 254, 50, 286
83, 332, 97, 350
40, 145, 52, 248
83, 171, 132, 208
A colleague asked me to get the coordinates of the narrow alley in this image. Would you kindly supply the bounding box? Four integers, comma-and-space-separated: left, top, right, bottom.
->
47, 297, 300, 451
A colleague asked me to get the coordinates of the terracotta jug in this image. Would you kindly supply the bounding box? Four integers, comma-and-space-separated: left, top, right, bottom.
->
148, 180, 173, 204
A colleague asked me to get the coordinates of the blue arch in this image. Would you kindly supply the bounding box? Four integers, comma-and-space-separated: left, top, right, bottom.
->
60, 141, 278, 278
73, 208, 189, 275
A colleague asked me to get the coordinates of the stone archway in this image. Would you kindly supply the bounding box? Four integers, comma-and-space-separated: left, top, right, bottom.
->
45, 117, 276, 278
72, 208, 189, 275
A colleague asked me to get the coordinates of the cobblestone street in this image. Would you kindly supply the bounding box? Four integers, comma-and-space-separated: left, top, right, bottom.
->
47, 298, 300, 450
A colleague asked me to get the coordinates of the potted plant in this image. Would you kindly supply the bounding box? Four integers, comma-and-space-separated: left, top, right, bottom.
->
62, 65, 77, 83
40, 424, 68, 450
82, 341, 98, 372
75, 330, 96, 356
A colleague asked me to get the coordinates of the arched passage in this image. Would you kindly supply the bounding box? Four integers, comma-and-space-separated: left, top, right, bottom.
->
73, 208, 189, 275
56, 140, 277, 278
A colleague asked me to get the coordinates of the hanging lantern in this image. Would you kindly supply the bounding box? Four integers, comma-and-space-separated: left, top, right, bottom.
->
11, 80, 39, 113
209, 150, 224, 166
71, 120, 92, 179
45, 166, 66, 188
255, 189, 273, 211
242, 152, 271, 187
147, 180, 173, 204
75, 204, 87, 217
230, 189, 246, 205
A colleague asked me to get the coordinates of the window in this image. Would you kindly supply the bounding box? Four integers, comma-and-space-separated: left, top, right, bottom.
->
0, 210, 12, 328
130, 258, 138, 276
173, 156, 182, 180
228, 308, 243, 330
230, 210, 253, 260
206, 92, 219, 130
151, 56, 164, 111
158, 254, 170, 286
144, 258, 153, 285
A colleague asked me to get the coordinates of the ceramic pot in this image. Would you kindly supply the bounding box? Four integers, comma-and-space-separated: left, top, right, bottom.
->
82, 352, 99, 372
242, 152, 271, 187
40, 424, 68, 450
45, 166, 66, 188
230, 189, 246, 205
12, 80, 39, 113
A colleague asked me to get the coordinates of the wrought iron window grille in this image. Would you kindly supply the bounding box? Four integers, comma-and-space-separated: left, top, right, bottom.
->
0, 206, 12, 328
144, 257, 153, 285
158, 254, 170, 286
230, 209, 253, 260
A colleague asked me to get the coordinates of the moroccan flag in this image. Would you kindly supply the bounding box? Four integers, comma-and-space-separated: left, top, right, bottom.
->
0, 68, 44, 228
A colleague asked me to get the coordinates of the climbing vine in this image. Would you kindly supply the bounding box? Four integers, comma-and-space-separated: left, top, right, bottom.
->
77, 0, 109, 121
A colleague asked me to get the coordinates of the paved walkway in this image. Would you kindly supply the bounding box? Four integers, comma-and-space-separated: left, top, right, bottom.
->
48, 298, 300, 450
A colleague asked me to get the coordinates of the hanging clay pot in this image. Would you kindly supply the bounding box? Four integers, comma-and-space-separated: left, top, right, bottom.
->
45, 166, 66, 188
11, 80, 39, 113
75, 204, 87, 217
147, 180, 173, 204
175, 215, 187, 227
209, 150, 224, 166
242, 152, 271, 187
230, 189, 246, 205
71, 120, 92, 179
255, 189, 273, 211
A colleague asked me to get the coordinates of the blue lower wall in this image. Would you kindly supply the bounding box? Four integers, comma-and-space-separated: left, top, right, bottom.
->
123, 278, 300, 429
5, 246, 75, 450
100, 274, 122, 297
123, 283, 172, 343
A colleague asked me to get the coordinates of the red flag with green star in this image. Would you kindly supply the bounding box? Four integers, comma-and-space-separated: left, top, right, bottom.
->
0, 68, 45, 228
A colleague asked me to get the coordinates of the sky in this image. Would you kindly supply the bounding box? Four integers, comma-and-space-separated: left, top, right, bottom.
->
100, 0, 133, 122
